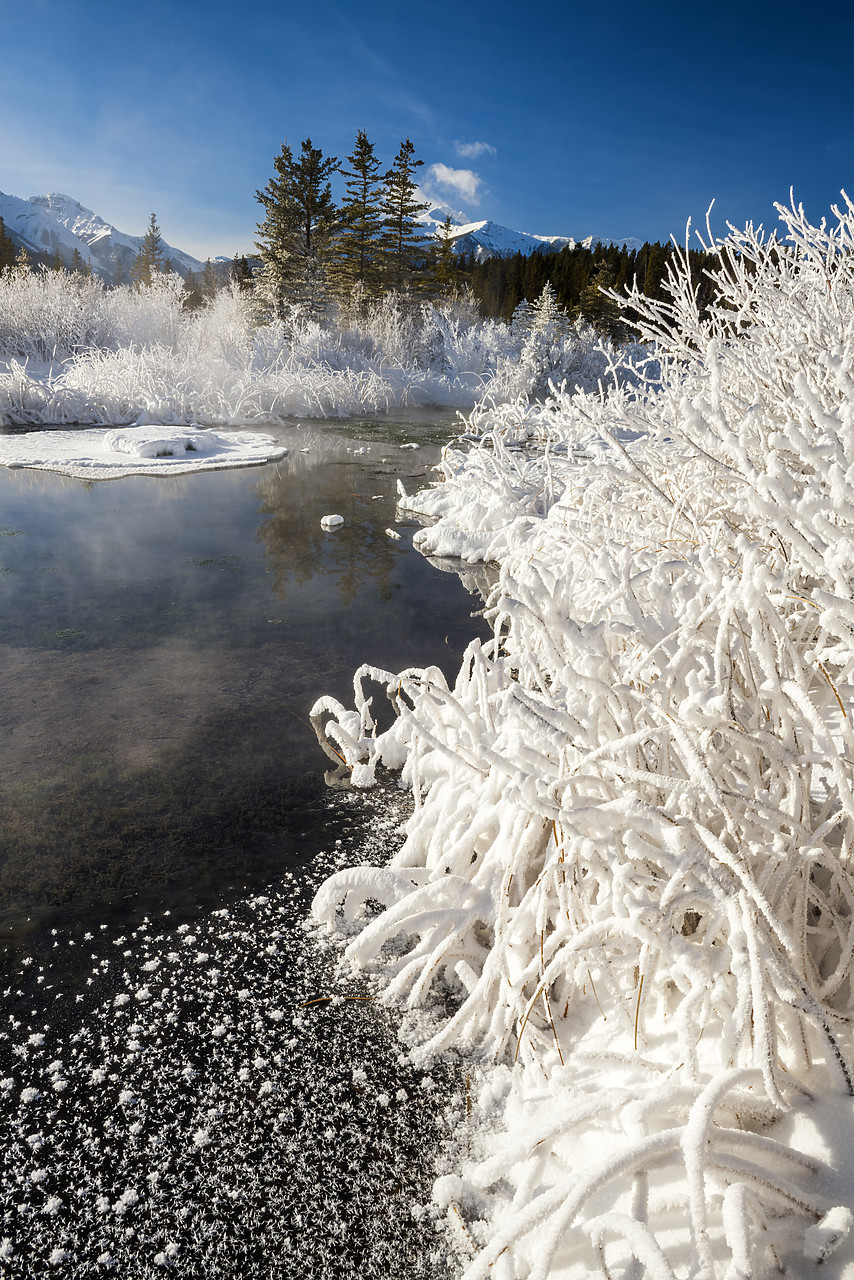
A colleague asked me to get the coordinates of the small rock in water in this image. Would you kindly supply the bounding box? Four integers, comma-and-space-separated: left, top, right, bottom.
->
385, 528, 402, 540
320, 514, 344, 530
399, 442, 419, 450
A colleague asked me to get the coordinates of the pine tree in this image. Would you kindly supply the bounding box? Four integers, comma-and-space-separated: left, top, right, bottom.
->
131, 213, 165, 288
333, 130, 386, 298
380, 139, 429, 293
0, 218, 14, 273
530, 280, 569, 331
183, 269, 204, 310
255, 138, 340, 319
432, 216, 460, 295
70, 247, 86, 275
202, 258, 218, 300
643, 242, 668, 300
512, 281, 571, 342
230, 254, 253, 291
578, 260, 623, 339
15, 245, 32, 272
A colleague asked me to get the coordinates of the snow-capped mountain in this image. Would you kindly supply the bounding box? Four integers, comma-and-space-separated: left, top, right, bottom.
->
0, 190, 203, 281
417, 201, 642, 261
29, 194, 203, 279
0, 190, 99, 269
0, 184, 642, 282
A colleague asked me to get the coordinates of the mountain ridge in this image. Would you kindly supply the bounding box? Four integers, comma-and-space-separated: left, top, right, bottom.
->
417, 202, 643, 260
0, 186, 643, 282
0, 190, 204, 281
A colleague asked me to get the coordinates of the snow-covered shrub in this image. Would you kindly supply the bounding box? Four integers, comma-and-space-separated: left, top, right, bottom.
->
0, 269, 643, 425
484, 281, 645, 402
0, 267, 191, 367
178, 284, 254, 367
102, 273, 187, 350
0, 267, 113, 362
311, 196, 854, 1278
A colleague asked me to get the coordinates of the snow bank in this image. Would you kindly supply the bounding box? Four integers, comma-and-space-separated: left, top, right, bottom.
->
310, 196, 854, 1278
0, 424, 286, 479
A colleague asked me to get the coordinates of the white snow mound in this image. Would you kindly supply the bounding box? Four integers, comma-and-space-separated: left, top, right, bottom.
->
0, 425, 287, 479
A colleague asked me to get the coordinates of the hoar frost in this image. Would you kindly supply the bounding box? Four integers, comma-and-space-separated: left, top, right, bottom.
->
311, 196, 854, 1279
0, 270, 635, 428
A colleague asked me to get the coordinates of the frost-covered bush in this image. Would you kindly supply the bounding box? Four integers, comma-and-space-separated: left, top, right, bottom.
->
311, 196, 854, 1278
0, 270, 643, 425
0, 282, 474, 424
102, 272, 187, 350
0, 268, 188, 365
485, 281, 647, 402
0, 267, 113, 362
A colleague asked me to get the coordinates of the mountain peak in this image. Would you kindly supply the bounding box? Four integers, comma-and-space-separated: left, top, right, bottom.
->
417, 208, 643, 262
2, 184, 643, 277
0, 188, 204, 281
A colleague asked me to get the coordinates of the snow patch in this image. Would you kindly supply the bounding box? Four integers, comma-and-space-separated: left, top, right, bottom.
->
0, 425, 286, 480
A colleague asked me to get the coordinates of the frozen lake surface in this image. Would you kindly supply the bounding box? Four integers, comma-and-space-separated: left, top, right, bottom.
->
0, 413, 486, 1278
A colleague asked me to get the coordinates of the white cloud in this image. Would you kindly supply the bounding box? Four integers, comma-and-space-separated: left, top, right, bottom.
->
423, 164, 484, 204
454, 141, 496, 159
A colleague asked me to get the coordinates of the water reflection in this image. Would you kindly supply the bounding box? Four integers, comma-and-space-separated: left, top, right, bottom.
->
255, 447, 401, 607
0, 415, 486, 945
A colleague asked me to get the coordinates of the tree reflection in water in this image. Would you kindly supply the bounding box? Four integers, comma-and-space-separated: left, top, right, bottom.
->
0, 414, 488, 939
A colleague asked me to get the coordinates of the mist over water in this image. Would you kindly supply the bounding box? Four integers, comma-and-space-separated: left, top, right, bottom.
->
0, 414, 486, 1279
0, 412, 488, 948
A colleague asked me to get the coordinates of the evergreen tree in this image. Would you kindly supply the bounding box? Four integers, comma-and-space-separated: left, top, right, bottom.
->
333, 129, 386, 298
15, 245, 32, 272
380, 139, 429, 292
643, 242, 669, 301
183, 269, 204, 310
0, 218, 14, 273
530, 280, 569, 331
432, 216, 460, 295
113, 256, 127, 287
511, 280, 571, 343
230, 254, 253, 291
70, 247, 86, 275
202, 258, 218, 300
131, 213, 165, 288
464, 238, 718, 330
578, 259, 624, 339
255, 138, 340, 319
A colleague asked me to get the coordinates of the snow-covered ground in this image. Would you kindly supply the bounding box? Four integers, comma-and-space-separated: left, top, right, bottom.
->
0, 424, 286, 479
310, 197, 854, 1278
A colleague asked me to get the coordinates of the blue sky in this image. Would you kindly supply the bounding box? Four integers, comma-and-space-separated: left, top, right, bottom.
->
2, 0, 853, 259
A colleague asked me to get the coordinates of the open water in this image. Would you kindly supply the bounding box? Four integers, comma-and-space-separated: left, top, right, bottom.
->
0, 414, 486, 1278
0, 412, 488, 948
